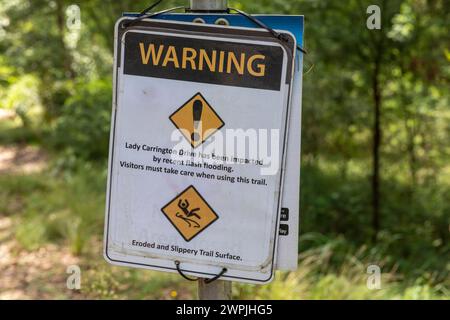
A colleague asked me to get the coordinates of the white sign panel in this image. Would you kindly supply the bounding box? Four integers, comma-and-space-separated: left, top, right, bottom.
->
114, 15, 306, 272
276, 16, 304, 270
104, 19, 296, 283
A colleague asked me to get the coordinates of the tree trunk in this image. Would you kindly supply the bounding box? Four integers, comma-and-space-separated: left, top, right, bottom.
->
371, 52, 382, 243
55, 0, 75, 79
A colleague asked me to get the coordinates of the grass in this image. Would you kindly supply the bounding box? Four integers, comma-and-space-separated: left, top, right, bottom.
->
0, 116, 42, 146
0, 144, 448, 299
8, 164, 106, 255
0, 164, 449, 299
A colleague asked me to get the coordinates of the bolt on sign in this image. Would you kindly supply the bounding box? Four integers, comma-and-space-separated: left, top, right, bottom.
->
104, 18, 296, 283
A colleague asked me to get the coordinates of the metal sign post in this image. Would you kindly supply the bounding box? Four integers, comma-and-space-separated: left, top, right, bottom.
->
189, 0, 228, 12
198, 278, 232, 300
190, 0, 231, 301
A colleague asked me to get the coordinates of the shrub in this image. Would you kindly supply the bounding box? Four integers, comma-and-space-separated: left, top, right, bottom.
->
50, 78, 112, 161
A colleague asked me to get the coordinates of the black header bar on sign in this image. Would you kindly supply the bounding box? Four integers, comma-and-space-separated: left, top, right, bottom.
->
123, 31, 284, 91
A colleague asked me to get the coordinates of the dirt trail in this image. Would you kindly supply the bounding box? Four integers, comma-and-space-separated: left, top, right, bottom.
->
0, 110, 81, 299
0, 216, 81, 299
0, 109, 15, 121
0, 109, 47, 174
0, 145, 48, 174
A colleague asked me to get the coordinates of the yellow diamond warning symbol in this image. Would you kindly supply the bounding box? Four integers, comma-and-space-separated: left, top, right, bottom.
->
161, 185, 219, 241
169, 92, 224, 148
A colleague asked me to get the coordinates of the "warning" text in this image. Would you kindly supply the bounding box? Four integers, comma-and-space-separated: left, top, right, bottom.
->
138, 43, 266, 77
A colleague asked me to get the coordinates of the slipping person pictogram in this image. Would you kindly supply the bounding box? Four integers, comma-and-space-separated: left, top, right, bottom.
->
175, 198, 201, 228
161, 185, 219, 241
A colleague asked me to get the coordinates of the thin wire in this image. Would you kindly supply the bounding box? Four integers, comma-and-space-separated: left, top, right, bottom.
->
204, 268, 228, 283
175, 261, 197, 281
175, 261, 227, 283
122, 2, 308, 56
138, 0, 164, 16
121, 6, 185, 28
228, 7, 308, 55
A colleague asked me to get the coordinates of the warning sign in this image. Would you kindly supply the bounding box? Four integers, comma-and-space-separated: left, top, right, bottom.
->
161, 185, 219, 241
104, 19, 296, 284
169, 93, 224, 148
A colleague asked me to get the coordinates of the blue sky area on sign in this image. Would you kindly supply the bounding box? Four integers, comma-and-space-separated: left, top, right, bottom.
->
122, 13, 304, 47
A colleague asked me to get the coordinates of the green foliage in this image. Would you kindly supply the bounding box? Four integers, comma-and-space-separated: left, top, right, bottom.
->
235, 235, 447, 299
300, 161, 449, 281
1, 75, 42, 126
81, 264, 195, 299
50, 79, 112, 161
0, 117, 41, 145
0, 0, 448, 299
2, 162, 446, 299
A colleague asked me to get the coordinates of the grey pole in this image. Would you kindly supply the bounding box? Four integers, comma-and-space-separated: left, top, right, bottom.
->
189, 0, 228, 11
189, 0, 231, 300
198, 279, 232, 300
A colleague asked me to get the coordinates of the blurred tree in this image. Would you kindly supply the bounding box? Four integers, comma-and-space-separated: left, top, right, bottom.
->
240, 0, 449, 244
